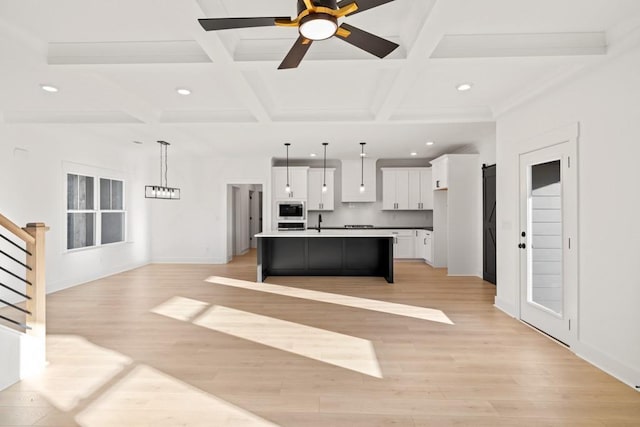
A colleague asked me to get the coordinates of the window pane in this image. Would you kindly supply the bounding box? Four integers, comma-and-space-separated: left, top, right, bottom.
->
111, 180, 123, 210
67, 174, 78, 210
100, 178, 111, 210
67, 213, 95, 250
78, 176, 94, 210
101, 212, 125, 244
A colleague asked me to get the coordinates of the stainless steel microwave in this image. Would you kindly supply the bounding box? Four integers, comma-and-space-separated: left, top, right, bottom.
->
277, 201, 305, 220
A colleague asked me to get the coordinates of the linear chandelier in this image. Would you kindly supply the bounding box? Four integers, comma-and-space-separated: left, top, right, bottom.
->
145, 140, 181, 200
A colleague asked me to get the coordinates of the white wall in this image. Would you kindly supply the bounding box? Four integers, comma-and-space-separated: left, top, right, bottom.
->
150, 155, 270, 263
453, 133, 497, 277
0, 126, 151, 295
495, 45, 640, 387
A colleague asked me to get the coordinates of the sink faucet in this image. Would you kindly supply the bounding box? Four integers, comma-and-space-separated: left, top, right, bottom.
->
318, 214, 322, 233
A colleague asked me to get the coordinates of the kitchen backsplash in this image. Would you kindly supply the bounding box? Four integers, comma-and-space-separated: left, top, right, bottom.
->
309, 203, 432, 228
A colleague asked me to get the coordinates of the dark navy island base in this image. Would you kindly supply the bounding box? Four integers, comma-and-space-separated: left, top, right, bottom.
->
256, 232, 394, 284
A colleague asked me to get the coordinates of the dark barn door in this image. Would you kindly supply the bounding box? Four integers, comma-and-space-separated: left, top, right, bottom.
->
483, 164, 497, 284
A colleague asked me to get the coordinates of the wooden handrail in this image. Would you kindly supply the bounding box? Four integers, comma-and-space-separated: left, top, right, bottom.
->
0, 213, 35, 245
25, 223, 48, 339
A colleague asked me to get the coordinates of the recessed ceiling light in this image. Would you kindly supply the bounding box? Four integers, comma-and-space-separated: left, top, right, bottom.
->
457, 83, 473, 92
176, 88, 191, 96
426, 141, 435, 146
40, 84, 59, 93
310, 153, 317, 157
410, 152, 417, 156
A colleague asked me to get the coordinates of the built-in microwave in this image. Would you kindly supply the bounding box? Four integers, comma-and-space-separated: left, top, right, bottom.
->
277, 201, 305, 221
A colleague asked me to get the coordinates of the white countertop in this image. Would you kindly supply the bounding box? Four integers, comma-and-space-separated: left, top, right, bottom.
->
255, 230, 395, 238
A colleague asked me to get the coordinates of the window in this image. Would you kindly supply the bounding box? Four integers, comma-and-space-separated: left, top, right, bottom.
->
99, 178, 125, 245
67, 174, 95, 250
66, 174, 125, 250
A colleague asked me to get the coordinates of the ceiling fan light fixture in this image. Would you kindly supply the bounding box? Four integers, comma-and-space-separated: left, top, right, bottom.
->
299, 13, 338, 41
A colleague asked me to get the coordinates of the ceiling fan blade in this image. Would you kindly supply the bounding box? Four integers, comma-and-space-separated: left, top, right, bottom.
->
278, 36, 313, 69
335, 23, 399, 58
337, 0, 395, 16
198, 17, 291, 31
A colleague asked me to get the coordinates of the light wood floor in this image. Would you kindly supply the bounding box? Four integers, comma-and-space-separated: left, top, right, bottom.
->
1, 251, 639, 426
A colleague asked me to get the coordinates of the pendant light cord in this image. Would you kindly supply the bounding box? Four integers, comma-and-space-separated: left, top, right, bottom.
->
323, 143, 327, 187
361, 143, 365, 186
285, 143, 290, 187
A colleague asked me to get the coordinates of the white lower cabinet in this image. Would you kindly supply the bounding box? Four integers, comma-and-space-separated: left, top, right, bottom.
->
415, 230, 434, 264
391, 230, 416, 259
424, 231, 433, 264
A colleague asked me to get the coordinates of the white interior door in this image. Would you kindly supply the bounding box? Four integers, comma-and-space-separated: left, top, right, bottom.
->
519, 139, 578, 346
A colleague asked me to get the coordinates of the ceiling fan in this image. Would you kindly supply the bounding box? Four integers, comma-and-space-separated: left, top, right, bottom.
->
198, 0, 399, 69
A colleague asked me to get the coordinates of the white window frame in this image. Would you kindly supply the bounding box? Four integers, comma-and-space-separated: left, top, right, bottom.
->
98, 176, 127, 247
66, 172, 98, 251
64, 166, 128, 253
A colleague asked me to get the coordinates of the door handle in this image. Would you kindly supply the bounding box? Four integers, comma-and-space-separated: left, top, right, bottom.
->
436, 180, 440, 188
424, 238, 426, 245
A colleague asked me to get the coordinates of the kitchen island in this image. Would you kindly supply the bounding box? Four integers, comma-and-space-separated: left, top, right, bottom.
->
255, 230, 394, 283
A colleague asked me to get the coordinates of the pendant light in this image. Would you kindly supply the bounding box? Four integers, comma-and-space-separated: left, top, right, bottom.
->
284, 143, 291, 193
145, 141, 181, 200
322, 142, 328, 193
359, 142, 366, 193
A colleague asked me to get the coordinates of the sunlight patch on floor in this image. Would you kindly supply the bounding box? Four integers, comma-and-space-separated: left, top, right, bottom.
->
205, 276, 454, 325
23, 335, 132, 412
150, 296, 209, 322
193, 305, 383, 378
75, 365, 279, 427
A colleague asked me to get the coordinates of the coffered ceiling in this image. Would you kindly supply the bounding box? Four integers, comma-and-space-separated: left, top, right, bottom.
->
1, 0, 639, 158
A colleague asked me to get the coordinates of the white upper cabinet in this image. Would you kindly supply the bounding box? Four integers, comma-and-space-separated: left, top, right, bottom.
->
408, 169, 433, 210
341, 158, 376, 202
383, 167, 432, 210
431, 156, 449, 190
382, 169, 409, 210
272, 167, 308, 200
307, 168, 335, 211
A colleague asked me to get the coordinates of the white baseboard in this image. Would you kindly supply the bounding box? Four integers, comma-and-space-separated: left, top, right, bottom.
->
573, 341, 640, 391
151, 257, 228, 265
47, 260, 150, 295
494, 296, 517, 317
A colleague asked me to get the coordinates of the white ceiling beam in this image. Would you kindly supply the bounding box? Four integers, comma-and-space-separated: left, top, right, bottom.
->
431, 33, 607, 59
374, 0, 446, 122
48, 41, 212, 65
190, 0, 272, 123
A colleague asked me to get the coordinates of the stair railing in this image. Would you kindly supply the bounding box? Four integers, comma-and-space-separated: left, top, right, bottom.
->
0, 213, 48, 338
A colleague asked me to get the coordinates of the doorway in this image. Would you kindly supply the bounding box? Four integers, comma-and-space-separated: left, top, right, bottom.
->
519, 139, 578, 346
227, 184, 263, 261
482, 164, 497, 284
